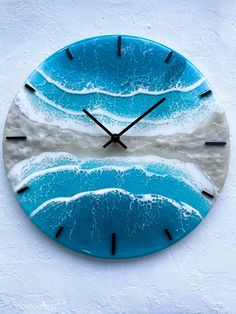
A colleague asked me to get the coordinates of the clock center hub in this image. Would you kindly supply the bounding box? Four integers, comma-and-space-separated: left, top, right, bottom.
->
112, 134, 120, 142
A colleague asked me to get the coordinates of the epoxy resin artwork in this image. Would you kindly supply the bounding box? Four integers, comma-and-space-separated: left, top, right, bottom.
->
3, 35, 230, 259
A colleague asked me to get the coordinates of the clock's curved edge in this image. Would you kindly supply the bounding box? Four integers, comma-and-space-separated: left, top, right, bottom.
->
201, 80, 231, 192
33, 34, 180, 69
30, 211, 205, 260
2, 35, 231, 259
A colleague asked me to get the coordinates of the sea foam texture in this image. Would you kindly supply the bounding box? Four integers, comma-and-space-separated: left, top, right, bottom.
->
11, 153, 214, 232
36, 68, 206, 98
14, 81, 221, 136
4, 35, 229, 258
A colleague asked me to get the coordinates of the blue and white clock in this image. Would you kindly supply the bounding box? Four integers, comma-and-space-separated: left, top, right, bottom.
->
3, 35, 230, 259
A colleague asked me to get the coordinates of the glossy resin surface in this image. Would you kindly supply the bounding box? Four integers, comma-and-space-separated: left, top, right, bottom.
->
3, 35, 230, 259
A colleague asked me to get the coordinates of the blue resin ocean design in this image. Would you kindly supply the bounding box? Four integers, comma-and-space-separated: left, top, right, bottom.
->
18, 35, 218, 136
5, 35, 226, 259
12, 154, 212, 258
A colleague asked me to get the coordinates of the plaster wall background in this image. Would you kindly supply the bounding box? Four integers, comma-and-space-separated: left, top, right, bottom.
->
0, 1, 236, 313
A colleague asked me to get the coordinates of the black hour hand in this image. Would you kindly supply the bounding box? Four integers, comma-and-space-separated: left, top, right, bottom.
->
83, 109, 113, 136
83, 109, 127, 149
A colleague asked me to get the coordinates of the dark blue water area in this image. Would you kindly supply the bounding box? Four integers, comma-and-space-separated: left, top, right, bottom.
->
14, 154, 212, 258
35, 35, 202, 93
25, 35, 210, 129
16, 159, 210, 218
30, 188, 204, 259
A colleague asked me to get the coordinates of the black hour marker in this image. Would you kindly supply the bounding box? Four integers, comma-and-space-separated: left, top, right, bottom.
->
112, 232, 116, 255
164, 228, 172, 240
205, 141, 226, 146
200, 90, 212, 98
55, 226, 64, 238
165, 51, 173, 63
202, 190, 214, 199
17, 186, 29, 194
66, 48, 73, 60
24, 83, 35, 92
6, 136, 27, 140
117, 35, 122, 57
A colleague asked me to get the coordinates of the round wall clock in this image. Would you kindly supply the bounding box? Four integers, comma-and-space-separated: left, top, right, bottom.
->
3, 35, 230, 259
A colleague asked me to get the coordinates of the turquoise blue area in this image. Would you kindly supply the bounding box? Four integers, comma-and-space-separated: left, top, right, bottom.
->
25, 35, 212, 131
17, 36, 215, 259
16, 155, 211, 259
31, 189, 203, 259
37, 35, 200, 92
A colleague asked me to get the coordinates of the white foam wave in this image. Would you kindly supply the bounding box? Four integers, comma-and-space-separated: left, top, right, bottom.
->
14, 87, 221, 136
12, 164, 165, 192
10, 153, 215, 196
30, 187, 203, 220
36, 67, 206, 97
34, 91, 84, 116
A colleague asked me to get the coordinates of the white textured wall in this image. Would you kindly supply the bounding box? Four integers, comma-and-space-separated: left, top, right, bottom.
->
0, 1, 236, 313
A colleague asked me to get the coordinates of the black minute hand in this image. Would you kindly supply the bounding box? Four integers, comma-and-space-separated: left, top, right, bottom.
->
103, 97, 166, 149
119, 97, 166, 137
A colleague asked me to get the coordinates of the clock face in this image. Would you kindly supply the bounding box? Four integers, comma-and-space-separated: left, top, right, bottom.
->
3, 35, 230, 259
